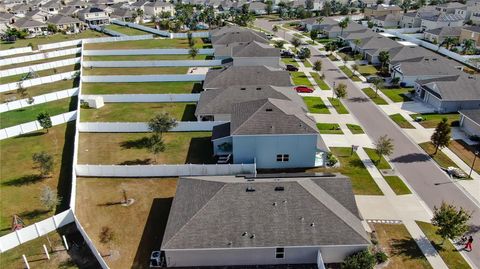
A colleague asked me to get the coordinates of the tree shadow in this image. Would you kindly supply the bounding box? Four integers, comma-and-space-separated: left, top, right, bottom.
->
390, 237, 435, 259
185, 137, 215, 164
118, 159, 152, 165
131, 197, 173, 269
14, 131, 45, 138
391, 153, 430, 163
120, 137, 150, 149
348, 97, 369, 103
2, 174, 43, 186
68, 95, 79, 111
181, 104, 197, 121
348, 158, 365, 168
96, 201, 123, 207
19, 209, 51, 220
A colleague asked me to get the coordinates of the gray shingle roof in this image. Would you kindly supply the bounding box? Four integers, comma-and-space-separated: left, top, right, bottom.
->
232, 41, 280, 57
203, 66, 292, 89
395, 57, 461, 77
12, 17, 46, 28
460, 109, 480, 125
417, 74, 480, 101
47, 14, 81, 25
162, 175, 369, 250
212, 30, 269, 45
424, 26, 462, 37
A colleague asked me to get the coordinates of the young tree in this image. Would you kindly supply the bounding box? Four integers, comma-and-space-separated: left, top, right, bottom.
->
372, 77, 384, 97
40, 186, 61, 211
273, 39, 286, 49
272, 25, 278, 33
352, 64, 359, 75
374, 135, 394, 165
37, 112, 52, 133
462, 39, 475, 55
378, 50, 390, 73
148, 113, 178, 136
297, 47, 311, 60
338, 17, 350, 37
310, 29, 319, 40
431, 118, 451, 154
291, 36, 302, 49
265, 0, 273, 14
187, 32, 195, 47
432, 202, 471, 244
47, 24, 58, 33
32, 151, 54, 178
313, 60, 322, 72
17, 84, 28, 98
334, 83, 347, 104
148, 134, 166, 163
189, 47, 199, 59
391, 77, 400, 87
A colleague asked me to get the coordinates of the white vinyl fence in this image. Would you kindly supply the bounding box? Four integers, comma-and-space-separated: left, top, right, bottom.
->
90, 24, 126, 37
0, 209, 75, 253
38, 40, 82, 51
111, 19, 170, 37
81, 93, 199, 103
0, 111, 77, 140
78, 121, 225, 132
83, 59, 221, 67
1, 88, 78, 113
0, 46, 32, 57
83, 34, 153, 44
0, 47, 81, 67
82, 74, 205, 83
170, 32, 210, 38
74, 215, 109, 269
0, 71, 78, 93
76, 163, 256, 177
83, 48, 214, 56
0, 57, 80, 77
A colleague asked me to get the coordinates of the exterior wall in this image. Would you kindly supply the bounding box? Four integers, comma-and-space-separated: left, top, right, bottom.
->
420, 19, 463, 30
460, 29, 480, 46
460, 115, 480, 136
232, 134, 317, 169
401, 16, 421, 28
415, 86, 480, 113
164, 245, 367, 267
212, 136, 232, 155
233, 57, 281, 68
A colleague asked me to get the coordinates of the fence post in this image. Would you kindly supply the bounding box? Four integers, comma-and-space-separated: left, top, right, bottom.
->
62, 235, 69, 250
43, 244, 50, 260
22, 254, 30, 269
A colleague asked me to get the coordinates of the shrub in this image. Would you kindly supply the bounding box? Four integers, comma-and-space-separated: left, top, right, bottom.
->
375, 251, 388, 264
99, 226, 114, 244
326, 152, 338, 166
342, 249, 376, 269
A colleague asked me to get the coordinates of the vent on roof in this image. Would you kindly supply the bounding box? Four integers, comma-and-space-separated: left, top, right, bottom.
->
256, 87, 262, 90
246, 186, 255, 192
274, 186, 284, 191
250, 233, 256, 239
432, 58, 437, 61
273, 202, 277, 206
310, 223, 315, 227
240, 87, 246, 90
266, 108, 273, 112
242, 232, 248, 236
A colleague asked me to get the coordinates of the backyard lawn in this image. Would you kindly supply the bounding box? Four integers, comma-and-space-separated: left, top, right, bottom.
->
384, 176, 411, 195
281, 58, 299, 67
448, 140, 479, 174
1, 79, 78, 103
81, 103, 197, 122
373, 223, 432, 269
0, 123, 75, 235
0, 96, 76, 128
346, 124, 364, 134
105, 24, 150, 36
0, 54, 78, 70
409, 113, 460, 128
316, 123, 343, 134
1, 30, 105, 50
82, 66, 189, 76
364, 148, 392, 170
291, 72, 313, 87
310, 72, 330, 90
419, 142, 460, 169
2, 64, 79, 84
362, 87, 388, 105
381, 87, 413, 103
339, 65, 361, 81
84, 38, 208, 50
83, 54, 210, 61
357, 65, 378, 76
416, 221, 471, 269
78, 132, 214, 165
327, 97, 349, 114
389, 113, 415, 129
302, 97, 330, 114
81, 82, 202, 94
76, 178, 177, 269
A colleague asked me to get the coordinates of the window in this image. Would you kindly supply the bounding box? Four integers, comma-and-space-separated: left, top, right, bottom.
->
275, 247, 285, 259
276, 154, 289, 162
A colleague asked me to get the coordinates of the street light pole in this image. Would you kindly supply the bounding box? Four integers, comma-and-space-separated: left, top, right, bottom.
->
469, 151, 478, 178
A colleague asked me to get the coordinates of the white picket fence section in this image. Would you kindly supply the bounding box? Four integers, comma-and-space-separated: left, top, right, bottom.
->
0, 57, 80, 77
0, 46, 32, 57
38, 40, 82, 51
170, 32, 210, 38
73, 214, 109, 269
78, 121, 225, 132
76, 163, 256, 177
0, 111, 77, 140
111, 19, 170, 37
81, 93, 199, 102
83, 59, 221, 67
0, 71, 77, 93
0, 88, 78, 113
83, 48, 215, 56
81, 74, 205, 83
83, 34, 153, 44
0, 209, 75, 253
0, 47, 81, 67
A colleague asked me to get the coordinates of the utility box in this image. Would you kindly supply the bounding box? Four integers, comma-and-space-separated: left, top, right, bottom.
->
84, 96, 104, 109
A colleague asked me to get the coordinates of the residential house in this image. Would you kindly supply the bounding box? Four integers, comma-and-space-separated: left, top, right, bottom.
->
144, 1, 175, 17
460, 25, 480, 46
161, 174, 370, 267
211, 28, 269, 58
420, 13, 464, 31
0, 12, 15, 33
468, 5, 480, 25
9, 4, 33, 17
46, 14, 83, 33
231, 40, 282, 67
66, 0, 89, 9
459, 109, 480, 137
77, 7, 110, 26
392, 57, 462, 87
311, 17, 367, 38
248, 2, 267, 15
24, 10, 51, 23
364, 4, 402, 18
130, 0, 149, 11
423, 26, 462, 44
110, 8, 134, 21
435, 2, 467, 15
400, 12, 421, 28
354, 35, 402, 64
39, 0, 63, 14
59, 6, 81, 17
11, 17, 47, 35
371, 13, 402, 28
414, 74, 480, 113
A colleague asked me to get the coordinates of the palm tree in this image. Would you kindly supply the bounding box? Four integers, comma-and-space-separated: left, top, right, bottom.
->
378, 50, 390, 73
338, 17, 350, 37
441, 36, 457, 50
372, 77, 384, 97
334, 83, 347, 105
353, 39, 361, 55
463, 39, 475, 55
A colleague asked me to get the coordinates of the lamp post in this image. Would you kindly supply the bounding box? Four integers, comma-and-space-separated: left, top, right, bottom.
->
469, 150, 479, 178
332, 81, 336, 98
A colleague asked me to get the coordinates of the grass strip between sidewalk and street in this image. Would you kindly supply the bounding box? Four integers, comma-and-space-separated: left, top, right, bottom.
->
302, 97, 330, 114
384, 176, 412, 195
316, 123, 343, 134
389, 113, 415, 129
327, 97, 349, 114
362, 87, 388, 105
346, 124, 364, 134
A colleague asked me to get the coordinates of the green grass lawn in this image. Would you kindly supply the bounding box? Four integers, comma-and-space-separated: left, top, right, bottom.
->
419, 142, 460, 169
409, 113, 460, 128
81, 102, 196, 122
327, 54, 338, 61
357, 64, 378, 76
302, 97, 330, 114
0, 96, 76, 128
316, 38, 334, 44
316, 123, 343, 134
105, 24, 150, 36
81, 81, 202, 94
1, 79, 78, 103
327, 97, 349, 114
78, 132, 214, 165
2, 64, 79, 84
1, 30, 105, 50
361, 87, 388, 105
82, 66, 188, 76
346, 124, 364, 134
282, 57, 299, 67
364, 148, 392, 170
416, 221, 471, 269
389, 113, 415, 129
0, 54, 78, 70
310, 72, 330, 90
339, 65, 362, 81
0, 123, 74, 234
384, 176, 412, 195
381, 87, 413, 103
83, 54, 210, 61
84, 38, 208, 50
291, 72, 313, 87
302, 59, 312, 67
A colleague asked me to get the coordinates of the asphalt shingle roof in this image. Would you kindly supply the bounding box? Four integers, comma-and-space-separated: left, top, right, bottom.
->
232, 41, 280, 57
203, 66, 292, 89
417, 74, 480, 101
460, 109, 480, 125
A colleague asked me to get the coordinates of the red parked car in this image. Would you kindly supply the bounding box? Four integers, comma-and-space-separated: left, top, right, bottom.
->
295, 86, 314, 93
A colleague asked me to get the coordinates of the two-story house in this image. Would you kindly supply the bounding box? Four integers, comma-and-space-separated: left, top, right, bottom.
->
77, 7, 110, 26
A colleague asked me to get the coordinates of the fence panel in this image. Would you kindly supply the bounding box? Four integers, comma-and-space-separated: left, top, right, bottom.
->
38, 40, 83, 51
83, 59, 222, 67
35, 218, 57, 236
81, 93, 199, 103
0, 71, 77, 93
0, 47, 81, 67
0, 57, 80, 77
0, 88, 79, 113
170, 32, 210, 38
83, 48, 214, 56
78, 121, 226, 132
0, 46, 32, 57
81, 74, 205, 83
73, 215, 109, 269
111, 19, 170, 37
83, 34, 153, 44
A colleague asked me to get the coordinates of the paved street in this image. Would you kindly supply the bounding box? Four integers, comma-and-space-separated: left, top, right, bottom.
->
255, 19, 480, 267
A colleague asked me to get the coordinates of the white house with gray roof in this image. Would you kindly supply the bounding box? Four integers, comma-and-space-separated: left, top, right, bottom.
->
161, 174, 370, 267
459, 109, 480, 137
